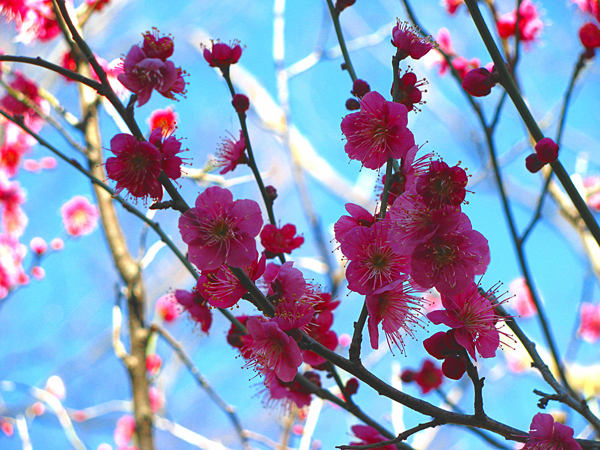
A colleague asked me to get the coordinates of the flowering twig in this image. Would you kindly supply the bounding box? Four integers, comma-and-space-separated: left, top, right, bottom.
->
150, 323, 251, 450
462, 352, 485, 418
463, 0, 600, 251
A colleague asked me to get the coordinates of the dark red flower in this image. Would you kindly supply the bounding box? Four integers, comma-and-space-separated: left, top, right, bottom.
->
462, 67, 498, 97
535, 137, 559, 163
203, 41, 243, 69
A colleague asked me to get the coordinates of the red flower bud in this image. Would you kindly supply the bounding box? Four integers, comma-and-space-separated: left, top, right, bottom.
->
462, 67, 497, 97
351, 79, 371, 98
535, 137, 559, 163
345, 98, 360, 110
400, 369, 415, 383
232, 94, 250, 113
344, 378, 359, 395
579, 23, 600, 50
525, 153, 545, 173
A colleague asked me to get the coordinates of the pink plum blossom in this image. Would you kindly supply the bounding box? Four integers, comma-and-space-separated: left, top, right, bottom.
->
155, 294, 179, 322
523, 413, 582, 450
578, 303, 600, 342
174, 289, 212, 332
410, 215, 489, 296
148, 107, 178, 136
260, 223, 304, 258
214, 131, 247, 174
179, 186, 262, 271
334, 203, 376, 245
366, 279, 423, 352
427, 283, 501, 359
61, 196, 99, 237
243, 317, 303, 385
509, 277, 536, 318
341, 221, 410, 295
391, 21, 434, 60
341, 91, 415, 170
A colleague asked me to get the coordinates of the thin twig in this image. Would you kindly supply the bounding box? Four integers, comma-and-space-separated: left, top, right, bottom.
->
151, 323, 251, 450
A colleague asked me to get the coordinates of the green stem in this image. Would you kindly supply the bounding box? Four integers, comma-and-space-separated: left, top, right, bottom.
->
325, 0, 357, 82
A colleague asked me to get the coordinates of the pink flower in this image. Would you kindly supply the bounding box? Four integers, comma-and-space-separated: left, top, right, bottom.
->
179, 186, 262, 271
243, 317, 303, 384
416, 161, 468, 209
452, 56, 481, 80
0, 72, 49, 131
349, 425, 396, 450
214, 131, 247, 174
40, 156, 57, 169
391, 21, 434, 60
260, 224, 304, 258
148, 107, 178, 136
497, 0, 543, 43
61, 196, 99, 237
15, 0, 61, 44
106, 134, 163, 201
509, 277, 536, 318
427, 283, 501, 359
114, 415, 136, 447
118, 32, 185, 106
334, 203, 376, 245
155, 294, 180, 322
523, 413, 582, 450
366, 279, 423, 351
431, 28, 455, 75
401, 359, 443, 394
267, 372, 319, 409
262, 261, 307, 306
203, 41, 243, 69
173, 289, 212, 332
394, 71, 427, 112
410, 215, 490, 296
443, 0, 464, 15
341, 91, 415, 170
148, 386, 163, 413
30, 237, 47, 255
196, 255, 265, 308
388, 193, 462, 257
50, 238, 64, 250
148, 128, 183, 180
31, 266, 44, 279
340, 221, 409, 295
578, 303, 600, 342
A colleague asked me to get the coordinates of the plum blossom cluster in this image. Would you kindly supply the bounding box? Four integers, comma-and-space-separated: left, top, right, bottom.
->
118, 30, 186, 106
176, 185, 336, 407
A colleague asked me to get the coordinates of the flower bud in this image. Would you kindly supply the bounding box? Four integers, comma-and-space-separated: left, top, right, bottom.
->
579, 22, 600, 50
525, 153, 545, 173
232, 94, 250, 113
535, 138, 559, 163
344, 377, 359, 395
351, 79, 370, 98
462, 67, 497, 97
345, 98, 360, 110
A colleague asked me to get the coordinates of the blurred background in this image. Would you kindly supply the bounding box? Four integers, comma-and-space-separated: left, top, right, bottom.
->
1, 0, 600, 448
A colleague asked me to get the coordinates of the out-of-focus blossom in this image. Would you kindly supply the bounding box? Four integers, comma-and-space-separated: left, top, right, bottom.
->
578, 303, 600, 342
148, 386, 164, 412
348, 425, 396, 450
214, 131, 246, 175
155, 294, 180, 322
29, 237, 47, 255
496, 0, 544, 43
114, 415, 136, 447
401, 359, 443, 394
145, 353, 162, 375
61, 196, 99, 237
31, 265, 44, 279
509, 277, 536, 318
148, 107, 178, 136
174, 289, 212, 333
50, 238, 64, 250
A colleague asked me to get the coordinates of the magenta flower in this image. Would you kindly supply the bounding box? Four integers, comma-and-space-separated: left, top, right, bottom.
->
61, 196, 99, 237
427, 283, 501, 359
260, 223, 304, 258
509, 277, 537, 318
578, 303, 600, 342
410, 215, 490, 296
268, 372, 319, 408
214, 131, 247, 175
203, 41, 243, 69
391, 21, 434, 60
106, 134, 163, 201
148, 107, 178, 136
340, 221, 410, 295
148, 128, 183, 180
197, 255, 265, 309
388, 193, 462, 257
349, 425, 396, 450
416, 161, 468, 210
333, 203, 376, 245
243, 317, 303, 384
118, 33, 185, 106
263, 261, 307, 304
366, 279, 423, 351
523, 413, 582, 450
341, 91, 415, 170
174, 289, 212, 333
178, 186, 262, 271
